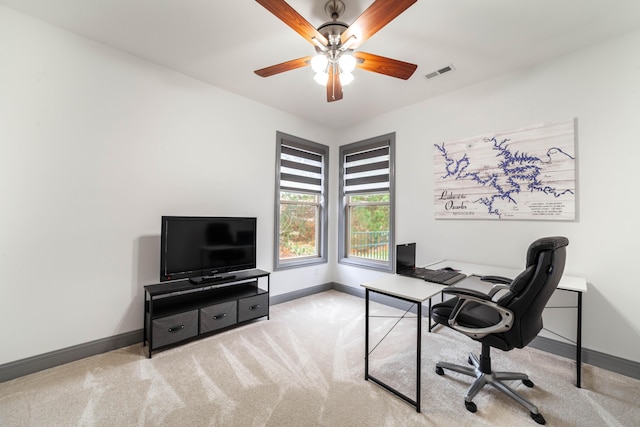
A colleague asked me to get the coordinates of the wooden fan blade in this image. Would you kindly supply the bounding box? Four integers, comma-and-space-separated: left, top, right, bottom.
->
327, 66, 343, 102
354, 52, 417, 80
340, 0, 417, 49
256, 0, 328, 47
254, 56, 313, 77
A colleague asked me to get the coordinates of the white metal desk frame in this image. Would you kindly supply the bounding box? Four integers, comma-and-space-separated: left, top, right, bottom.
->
427, 260, 587, 388
361, 275, 445, 413
361, 260, 587, 412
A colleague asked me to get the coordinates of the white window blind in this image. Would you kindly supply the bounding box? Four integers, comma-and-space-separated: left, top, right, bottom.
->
280, 143, 324, 194
343, 142, 390, 195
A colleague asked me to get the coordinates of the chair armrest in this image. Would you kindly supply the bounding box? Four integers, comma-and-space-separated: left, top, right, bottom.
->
442, 286, 491, 300
479, 276, 513, 298
443, 287, 514, 339
480, 275, 512, 285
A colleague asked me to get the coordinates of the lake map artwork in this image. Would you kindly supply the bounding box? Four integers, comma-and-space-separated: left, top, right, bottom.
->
434, 120, 576, 220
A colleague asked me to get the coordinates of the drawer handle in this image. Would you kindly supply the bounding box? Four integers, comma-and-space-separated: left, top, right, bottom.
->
168, 325, 185, 333
213, 313, 227, 320
249, 304, 261, 310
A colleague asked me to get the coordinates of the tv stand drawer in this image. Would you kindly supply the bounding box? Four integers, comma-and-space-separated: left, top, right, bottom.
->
152, 310, 198, 349
238, 294, 269, 322
200, 301, 237, 333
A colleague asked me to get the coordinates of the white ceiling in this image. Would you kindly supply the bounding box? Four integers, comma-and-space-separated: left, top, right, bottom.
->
3, 0, 640, 129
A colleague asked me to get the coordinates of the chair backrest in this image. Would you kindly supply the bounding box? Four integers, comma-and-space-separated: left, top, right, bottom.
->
489, 236, 569, 350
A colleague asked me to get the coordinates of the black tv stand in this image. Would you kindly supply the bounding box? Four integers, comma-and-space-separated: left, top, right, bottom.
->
189, 274, 237, 285
143, 269, 270, 358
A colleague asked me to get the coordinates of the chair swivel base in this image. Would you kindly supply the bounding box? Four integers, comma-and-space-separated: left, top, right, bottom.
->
435, 352, 546, 425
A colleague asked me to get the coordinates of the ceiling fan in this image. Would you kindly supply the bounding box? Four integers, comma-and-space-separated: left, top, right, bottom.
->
254, 0, 418, 102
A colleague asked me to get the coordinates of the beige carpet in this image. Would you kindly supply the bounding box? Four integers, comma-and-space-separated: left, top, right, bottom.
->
1, 290, 639, 426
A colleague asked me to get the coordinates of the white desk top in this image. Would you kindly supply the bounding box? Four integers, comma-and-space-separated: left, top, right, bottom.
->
361, 259, 587, 300
426, 260, 587, 293
361, 274, 446, 302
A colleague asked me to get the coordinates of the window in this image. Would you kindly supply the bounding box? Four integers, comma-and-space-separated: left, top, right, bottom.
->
274, 132, 328, 270
339, 133, 395, 271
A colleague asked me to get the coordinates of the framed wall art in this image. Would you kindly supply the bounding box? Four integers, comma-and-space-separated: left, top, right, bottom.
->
434, 119, 576, 220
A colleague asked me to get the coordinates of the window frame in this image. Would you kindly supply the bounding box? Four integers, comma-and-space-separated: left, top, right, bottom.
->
274, 132, 329, 270
338, 133, 395, 272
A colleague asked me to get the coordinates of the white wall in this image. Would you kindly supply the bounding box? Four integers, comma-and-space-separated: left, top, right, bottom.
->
334, 29, 640, 363
0, 6, 333, 364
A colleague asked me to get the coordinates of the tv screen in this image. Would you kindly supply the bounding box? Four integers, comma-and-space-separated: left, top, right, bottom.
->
160, 216, 257, 282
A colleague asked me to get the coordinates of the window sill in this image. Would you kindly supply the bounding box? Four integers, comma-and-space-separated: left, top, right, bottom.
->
338, 257, 392, 272
275, 257, 327, 271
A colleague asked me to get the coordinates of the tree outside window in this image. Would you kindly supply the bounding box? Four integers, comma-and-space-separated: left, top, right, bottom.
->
347, 193, 390, 261
279, 192, 319, 259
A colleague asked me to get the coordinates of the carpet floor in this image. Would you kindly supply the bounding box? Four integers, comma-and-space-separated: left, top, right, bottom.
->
1, 290, 639, 426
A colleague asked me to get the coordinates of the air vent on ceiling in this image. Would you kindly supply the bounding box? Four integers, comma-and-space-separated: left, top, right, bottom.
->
425, 64, 455, 79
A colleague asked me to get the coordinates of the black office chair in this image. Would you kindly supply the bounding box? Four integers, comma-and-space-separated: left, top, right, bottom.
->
431, 236, 569, 425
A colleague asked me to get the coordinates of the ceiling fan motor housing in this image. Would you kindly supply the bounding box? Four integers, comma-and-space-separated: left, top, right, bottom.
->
317, 21, 349, 48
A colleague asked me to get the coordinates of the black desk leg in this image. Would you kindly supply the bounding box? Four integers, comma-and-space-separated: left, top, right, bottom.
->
364, 289, 421, 412
428, 298, 432, 332
416, 302, 422, 412
577, 292, 582, 388
365, 289, 370, 380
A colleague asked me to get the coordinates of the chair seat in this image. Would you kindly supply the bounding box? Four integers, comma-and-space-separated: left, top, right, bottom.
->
432, 298, 512, 351
432, 299, 502, 328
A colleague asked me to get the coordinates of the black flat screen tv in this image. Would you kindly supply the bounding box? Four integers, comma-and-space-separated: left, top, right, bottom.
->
160, 216, 257, 282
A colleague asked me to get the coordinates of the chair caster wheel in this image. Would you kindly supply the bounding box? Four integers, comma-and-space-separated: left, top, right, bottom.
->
531, 412, 546, 425
435, 367, 444, 376
523, 379, 534, 387
465, 400, 477, 413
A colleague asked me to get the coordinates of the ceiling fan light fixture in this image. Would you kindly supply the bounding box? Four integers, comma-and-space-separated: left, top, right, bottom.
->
314, 71, 329, 86
340, 71, 354, 86
339, 53, 356, 73
311, 54, 329, 73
